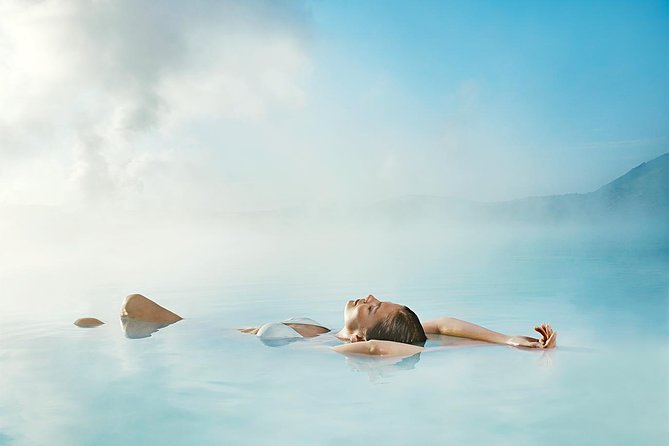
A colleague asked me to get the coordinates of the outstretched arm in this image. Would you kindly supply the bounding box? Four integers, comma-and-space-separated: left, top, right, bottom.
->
422, 317, 557, 349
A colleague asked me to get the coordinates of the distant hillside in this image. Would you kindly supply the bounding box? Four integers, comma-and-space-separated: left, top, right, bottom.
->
497, 152, 668, 222
369, 153, 669, 224
591, 152, 668, 210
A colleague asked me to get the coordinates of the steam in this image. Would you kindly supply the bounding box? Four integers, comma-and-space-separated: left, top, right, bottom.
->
0, 0, 310, 208
0, 1, 665, 322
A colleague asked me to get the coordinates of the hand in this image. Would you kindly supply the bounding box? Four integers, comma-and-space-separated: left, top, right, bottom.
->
506, 323, 557, 349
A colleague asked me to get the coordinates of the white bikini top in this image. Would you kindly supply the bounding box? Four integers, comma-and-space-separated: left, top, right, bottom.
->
256, 317, 324, 340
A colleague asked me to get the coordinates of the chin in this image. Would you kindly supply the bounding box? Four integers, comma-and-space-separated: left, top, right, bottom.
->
343, 308, 355, 327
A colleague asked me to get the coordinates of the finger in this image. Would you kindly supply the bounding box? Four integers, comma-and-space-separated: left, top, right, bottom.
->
535, 325, 547, 340
545, 331, 557, 348
542, 323, 552, 340
541, 324, 550, 340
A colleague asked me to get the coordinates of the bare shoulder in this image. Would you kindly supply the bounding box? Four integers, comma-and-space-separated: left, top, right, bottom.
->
421, 319, 442, 334
333, 340, 424, 356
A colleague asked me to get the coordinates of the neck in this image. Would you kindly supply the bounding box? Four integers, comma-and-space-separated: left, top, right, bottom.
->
335, 328, 351, 341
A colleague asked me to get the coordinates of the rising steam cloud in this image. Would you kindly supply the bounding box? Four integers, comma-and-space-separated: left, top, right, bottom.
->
0, 0, 311, 209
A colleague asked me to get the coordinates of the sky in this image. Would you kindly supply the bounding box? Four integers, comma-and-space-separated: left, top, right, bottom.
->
0, 0, 667, 212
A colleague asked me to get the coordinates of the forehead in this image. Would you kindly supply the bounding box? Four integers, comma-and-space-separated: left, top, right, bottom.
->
377, 301, 402, 314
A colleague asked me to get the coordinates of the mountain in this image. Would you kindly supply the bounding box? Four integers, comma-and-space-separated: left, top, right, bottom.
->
490, 152, 668, 222
370, 153, 669, 224
591, 152, 668, 211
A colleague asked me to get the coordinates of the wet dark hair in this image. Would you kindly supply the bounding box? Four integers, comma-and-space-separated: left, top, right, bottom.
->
365, 306, 427, 345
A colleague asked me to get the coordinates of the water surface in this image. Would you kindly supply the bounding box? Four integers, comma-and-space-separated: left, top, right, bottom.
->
0, 221, 666, 445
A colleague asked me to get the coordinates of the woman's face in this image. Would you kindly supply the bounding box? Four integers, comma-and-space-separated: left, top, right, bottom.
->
343, 295, 402, 338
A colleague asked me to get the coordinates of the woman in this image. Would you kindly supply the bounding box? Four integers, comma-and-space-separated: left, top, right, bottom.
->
242, 294, 557, 356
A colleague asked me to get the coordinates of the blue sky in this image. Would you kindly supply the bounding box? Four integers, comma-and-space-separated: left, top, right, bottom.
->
310, 0, 667, 141
0, 0, 666, 210
306, 0, 668, 195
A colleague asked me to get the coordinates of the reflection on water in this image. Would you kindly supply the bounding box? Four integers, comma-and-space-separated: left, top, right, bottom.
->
120, 317, 180, 339
0, 224, 666, 445
256, 337, 303, 347
343, 353, 422, 382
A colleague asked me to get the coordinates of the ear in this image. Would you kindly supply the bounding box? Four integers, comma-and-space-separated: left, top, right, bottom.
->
350, 333, 365, 343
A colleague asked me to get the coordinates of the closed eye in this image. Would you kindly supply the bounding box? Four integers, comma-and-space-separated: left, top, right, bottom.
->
368, 303, 380, 315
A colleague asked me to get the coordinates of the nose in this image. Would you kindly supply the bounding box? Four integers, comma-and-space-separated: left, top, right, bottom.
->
365, 295, 380, 304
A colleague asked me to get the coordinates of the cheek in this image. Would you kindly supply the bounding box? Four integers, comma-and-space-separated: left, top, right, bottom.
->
345, 307, 364, 329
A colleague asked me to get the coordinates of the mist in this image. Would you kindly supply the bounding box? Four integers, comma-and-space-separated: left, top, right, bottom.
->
2, 182, 665, 326
1, 0, 667, 321
2, 4, 669, 446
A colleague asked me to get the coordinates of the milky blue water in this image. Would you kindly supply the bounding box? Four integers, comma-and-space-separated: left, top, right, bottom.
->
0, 222, 667, 445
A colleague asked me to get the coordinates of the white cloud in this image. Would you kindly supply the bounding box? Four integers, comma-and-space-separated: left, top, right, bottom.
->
161, 36, 309, 123
0, 0, 311, 207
